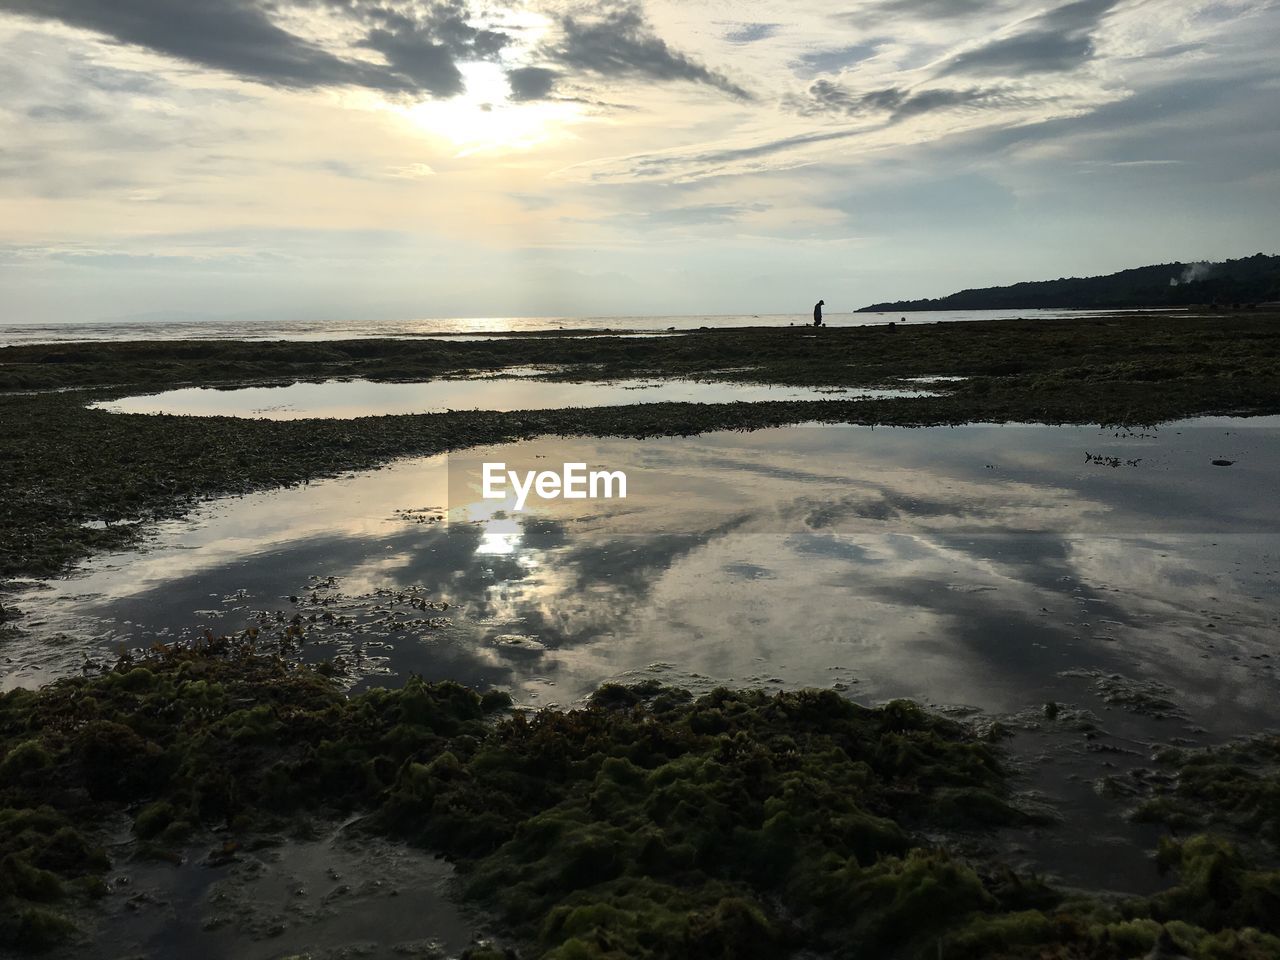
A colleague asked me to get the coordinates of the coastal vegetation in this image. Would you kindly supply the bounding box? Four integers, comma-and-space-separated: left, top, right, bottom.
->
859, 253, 1280, 312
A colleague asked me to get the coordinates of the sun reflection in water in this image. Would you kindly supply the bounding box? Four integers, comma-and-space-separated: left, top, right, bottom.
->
476, 529, 523, 555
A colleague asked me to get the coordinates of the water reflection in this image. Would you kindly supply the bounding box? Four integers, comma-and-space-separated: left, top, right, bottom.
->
91, 378, 932, 420
7, 420, 1278, 887
8, 421, 1275, 718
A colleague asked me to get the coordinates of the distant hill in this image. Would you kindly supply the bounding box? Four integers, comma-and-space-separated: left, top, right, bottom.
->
858, 253, 1280, 312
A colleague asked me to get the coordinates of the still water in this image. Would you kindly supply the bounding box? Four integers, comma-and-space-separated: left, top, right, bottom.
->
6, 419, 1278, 890
9, 418, 1275, 712
91, 376, 932, 420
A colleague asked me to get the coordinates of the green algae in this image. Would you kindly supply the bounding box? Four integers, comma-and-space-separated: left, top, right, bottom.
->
3, 906, 80, 953
0, 639, 507, 951
4, 642, 1280, 957
1149, 836, 1280, 934
1130, 736, 1280, 851
939, 836, 1280, 960
374, 682, 1053, 959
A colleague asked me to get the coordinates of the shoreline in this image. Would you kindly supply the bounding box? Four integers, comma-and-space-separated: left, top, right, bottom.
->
0, 306, 1204, 348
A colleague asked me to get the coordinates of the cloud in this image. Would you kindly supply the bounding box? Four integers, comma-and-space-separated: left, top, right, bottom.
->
947, 69, 1280, 187
507, 65, 559, 101
617, 201, 771, 228
387, 162, 437, 179
792, 42, 881, 76
792, 79, 1035, 122
547, 3, 752, 100
795, 79, 893, 115
397, 1, 508, 59
937, 0, 1121, 77
0, 0, 389, 90
359, 27, 464, 97
0, 0, 509, 98
722, 22, 779, 44
356, 0, 514, 100
0, 0, 752, 104
853, 0, 1005, 20
567, 126, 871, 184
25, 103, 103, 123
3, 0, 1278, 322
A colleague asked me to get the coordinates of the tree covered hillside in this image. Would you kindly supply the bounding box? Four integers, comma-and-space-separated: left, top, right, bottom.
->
860, 253, 1280, 312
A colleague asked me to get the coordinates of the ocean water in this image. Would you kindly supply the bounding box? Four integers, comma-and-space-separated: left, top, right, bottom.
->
0, 307, 1186, 347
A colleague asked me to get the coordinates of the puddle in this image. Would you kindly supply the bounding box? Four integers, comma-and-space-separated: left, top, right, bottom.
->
5, 419, 1279, 891
66, 823, 481, 960
89, 377, 933, 420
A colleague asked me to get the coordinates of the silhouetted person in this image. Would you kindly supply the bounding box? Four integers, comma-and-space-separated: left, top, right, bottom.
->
813, 299, 824, 327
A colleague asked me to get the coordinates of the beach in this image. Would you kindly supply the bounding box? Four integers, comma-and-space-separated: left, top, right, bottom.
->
2, 310, 1279, 957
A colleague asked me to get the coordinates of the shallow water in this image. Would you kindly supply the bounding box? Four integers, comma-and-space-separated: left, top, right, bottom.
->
0, 307, 1181, 347
91, 376, 931, 419
6, 419, 1279, 891
60, 822, 479, 960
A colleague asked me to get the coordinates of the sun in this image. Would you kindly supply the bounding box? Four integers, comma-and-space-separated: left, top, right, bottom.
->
402, 62, 586, 156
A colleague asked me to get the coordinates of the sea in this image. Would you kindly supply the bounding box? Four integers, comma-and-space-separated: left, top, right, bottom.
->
0, 307, 1187, 347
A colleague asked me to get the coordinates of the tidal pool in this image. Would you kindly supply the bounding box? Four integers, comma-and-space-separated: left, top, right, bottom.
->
90, 376, 930, 420
6, 419, 1279, 891
81, 825, 475, 960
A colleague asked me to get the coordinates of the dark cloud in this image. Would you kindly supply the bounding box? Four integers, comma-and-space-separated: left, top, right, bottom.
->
360, 23, 465, 97
0, 0, 747, 104
357, 2, 511, 96
837, 0, 1001, 25
879, 0, 995, 16
0, 0, 392, 90
797, 78, 896, 114
938, 0, 1121, 77
603, 127, 867, 181
0, 0, 509, 98
506, 65, 559, 101
723, 23, 779, 44
548, 3, 752, 100
419, 2, 507, 58
26, 103, 104, 122
793, 78, 1031, 121
943, 71, 1280, 185
893, 87, 1019, 118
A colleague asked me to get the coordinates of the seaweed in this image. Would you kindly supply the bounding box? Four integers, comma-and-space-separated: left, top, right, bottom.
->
0, 639, 506, 951
1129, 736, 1280, 851
3, 641, 1280, 957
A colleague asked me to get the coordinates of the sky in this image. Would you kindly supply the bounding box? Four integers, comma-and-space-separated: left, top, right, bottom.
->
0, 0, 1277, 323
